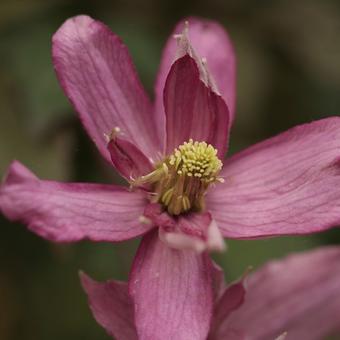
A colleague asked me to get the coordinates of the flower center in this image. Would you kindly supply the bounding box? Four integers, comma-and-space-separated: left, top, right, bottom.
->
134, 139, 223, 215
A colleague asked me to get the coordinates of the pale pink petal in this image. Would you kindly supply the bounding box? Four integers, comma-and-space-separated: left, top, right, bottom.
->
144, 203, 225, 252
0, 161, 152, 242
159, 227, 207, 253
275, 333, 288, 340
164, 55, 230, 158
52, 15, 162, 164
80, 272, 137, 340
207, 117, 340, 238
107, 134, 153, 181
215, 247, 340, 340
174, 214, 225, 252
206, 220, 227, 252
129, 230, 213, 340
155, 17, 236, 123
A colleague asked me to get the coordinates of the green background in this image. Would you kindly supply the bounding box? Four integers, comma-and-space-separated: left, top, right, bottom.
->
1, 0, 340, 339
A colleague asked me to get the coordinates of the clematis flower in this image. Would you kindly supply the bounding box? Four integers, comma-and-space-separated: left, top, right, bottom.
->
81, 246, 340, 340
1, 14, 340, 339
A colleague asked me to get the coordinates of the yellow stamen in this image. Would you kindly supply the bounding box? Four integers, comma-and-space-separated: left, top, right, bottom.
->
132, 139, 223, 215
169, 139, 222, 182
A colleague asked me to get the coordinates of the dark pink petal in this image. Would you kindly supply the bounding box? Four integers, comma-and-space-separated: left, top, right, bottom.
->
80, 272, 137, 340
144, 203, 225, 252
107, 133, 153, 181
207, 117, 340, 238
155, 17, 236, 123
214, 247, 340, 340
211, 261, 226, 301
129, 230, 213, 340
209, 279, 246, 339
52, 15, 162, 164
164, 55, 230, 158
143, 203, 175, 228
0, 161, 152, 242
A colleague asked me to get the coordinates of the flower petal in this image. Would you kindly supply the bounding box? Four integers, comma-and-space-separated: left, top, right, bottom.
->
144, 204, 225, 252
80, 272, 137, 340
107, 133, 154, 181
164, 55, 230, 158
275, 333, 288, 340
211, 261, 226, 301
129, 230, 213, 340
209, 279, 246, 339
155, 17, 236, 123
207, 117, 340, 238
214, 247, 340, 340
0, 161, 152, 242
52, 15, 161, 164
158, 227, 207, 253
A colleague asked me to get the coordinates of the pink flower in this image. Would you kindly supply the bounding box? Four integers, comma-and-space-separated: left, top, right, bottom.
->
81, 246, 340, 340
1, 15, 340, 339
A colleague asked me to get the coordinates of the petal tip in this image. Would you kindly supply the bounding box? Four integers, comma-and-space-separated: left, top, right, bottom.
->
52, 14, 94, 41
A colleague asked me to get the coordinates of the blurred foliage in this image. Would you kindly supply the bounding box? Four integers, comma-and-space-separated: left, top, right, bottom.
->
1, 0, 340, 339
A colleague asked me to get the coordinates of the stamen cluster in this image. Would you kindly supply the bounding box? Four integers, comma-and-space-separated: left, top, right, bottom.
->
133, 139, 223, 216
169, 139, 222, 181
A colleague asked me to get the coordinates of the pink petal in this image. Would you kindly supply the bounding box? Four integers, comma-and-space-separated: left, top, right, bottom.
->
207, 117, 340, 238
144, 203, 225, 252
155, 17, 236, 123
0, 161, 152, 242
211, 261, 226, 301
209, 279, 246, 339
107, 134, 153, 181
129, 230, 214, 340
80, 272, 137, 340
164, 55, 230, 158
52, 15, 162, 164
214, 247, 340, 340
143, 203, 175, 228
